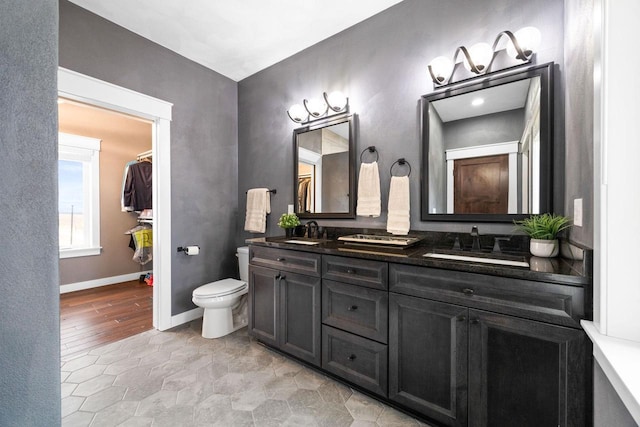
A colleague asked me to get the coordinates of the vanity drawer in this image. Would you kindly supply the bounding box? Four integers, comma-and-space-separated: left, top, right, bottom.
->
322, 255, 388, 290
249, 246, 320, 277
322, 280, 388, 343
322, 325, 388, 397
389, 263, 586, 328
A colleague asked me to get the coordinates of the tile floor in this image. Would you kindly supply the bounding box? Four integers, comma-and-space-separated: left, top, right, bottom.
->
61, 321, 431, 427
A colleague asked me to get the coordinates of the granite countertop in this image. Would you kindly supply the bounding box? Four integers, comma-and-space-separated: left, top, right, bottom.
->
247, 231, 592, 287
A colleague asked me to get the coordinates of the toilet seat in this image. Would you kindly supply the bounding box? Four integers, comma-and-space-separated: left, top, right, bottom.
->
193, 278, 247, 298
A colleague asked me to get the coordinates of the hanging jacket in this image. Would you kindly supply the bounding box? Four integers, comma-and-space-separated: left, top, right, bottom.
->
123, 161, 152, 211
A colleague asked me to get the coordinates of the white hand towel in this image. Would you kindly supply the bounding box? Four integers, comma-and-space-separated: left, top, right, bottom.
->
244, 188, 271, 233
356, 161, 381, 217
386, 176, 410, 235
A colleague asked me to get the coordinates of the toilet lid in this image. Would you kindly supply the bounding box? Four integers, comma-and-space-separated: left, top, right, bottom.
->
193, 278, 247, 298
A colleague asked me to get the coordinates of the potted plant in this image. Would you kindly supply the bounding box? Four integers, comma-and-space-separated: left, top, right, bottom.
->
277, 213, 301, 238
514, 213, 572, 258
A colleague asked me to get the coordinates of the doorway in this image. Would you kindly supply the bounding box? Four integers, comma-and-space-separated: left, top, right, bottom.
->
58, 67, 173, 331
453, 154, 509, 214
58, 99, 155, 358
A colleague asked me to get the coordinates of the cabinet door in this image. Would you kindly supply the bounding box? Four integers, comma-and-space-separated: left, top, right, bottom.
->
468, 309, 588, 427
389, 293, 468, 427
248, 265, 278, 347
279, 270, 322, 366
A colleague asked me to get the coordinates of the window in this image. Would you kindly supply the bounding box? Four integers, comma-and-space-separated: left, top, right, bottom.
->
58, 132, 101, 258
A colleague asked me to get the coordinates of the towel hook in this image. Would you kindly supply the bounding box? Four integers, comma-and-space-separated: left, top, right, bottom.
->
359, 146, 379, 163
390, 158, 411, 177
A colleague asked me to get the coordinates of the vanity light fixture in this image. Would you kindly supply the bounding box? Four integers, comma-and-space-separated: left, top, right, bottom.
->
287, 104, 308, 123
428, 27, 541, 86
287, 91, 349, 124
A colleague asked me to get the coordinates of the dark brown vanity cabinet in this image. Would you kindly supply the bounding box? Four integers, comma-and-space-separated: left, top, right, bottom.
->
248, 247, 322, 366
248, 245, 591, 427
389, 263, 590, 427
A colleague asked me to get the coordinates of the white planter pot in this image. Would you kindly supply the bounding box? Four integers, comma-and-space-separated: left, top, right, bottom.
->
529, 238, 559, 258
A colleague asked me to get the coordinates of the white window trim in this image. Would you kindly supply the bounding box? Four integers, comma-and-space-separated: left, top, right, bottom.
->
58, 132, 101, 258
587, 0, 640, 424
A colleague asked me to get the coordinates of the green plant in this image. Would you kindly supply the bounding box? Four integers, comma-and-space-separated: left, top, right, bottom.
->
277, 213, 300, 229
514, 213, 572, 240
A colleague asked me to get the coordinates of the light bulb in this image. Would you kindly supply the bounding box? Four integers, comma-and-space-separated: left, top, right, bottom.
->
464, 43, 494, 73
304, 98, 327, 117
428, 56, 454, 84
325, 91, 347, 111
507, 26, 541, 60
287, 104, 307, 122
471, 98, 484, 107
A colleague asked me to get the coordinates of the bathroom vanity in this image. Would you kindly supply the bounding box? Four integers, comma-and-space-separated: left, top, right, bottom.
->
247, 233, 591, 427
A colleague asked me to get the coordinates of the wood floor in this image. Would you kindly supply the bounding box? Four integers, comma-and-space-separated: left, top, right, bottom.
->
60, 280, 153, 359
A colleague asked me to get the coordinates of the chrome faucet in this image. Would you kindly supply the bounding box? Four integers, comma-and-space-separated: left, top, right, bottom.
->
470, 226, 481, 251
305, 221, 319, 238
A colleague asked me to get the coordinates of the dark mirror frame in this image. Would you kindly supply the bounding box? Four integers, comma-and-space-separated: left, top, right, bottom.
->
420, 62, 554, 222
293, 114, 357, 219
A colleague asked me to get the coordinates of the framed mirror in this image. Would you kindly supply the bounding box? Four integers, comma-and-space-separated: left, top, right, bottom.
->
294, 114, 356, 219
421, 62, 554, 222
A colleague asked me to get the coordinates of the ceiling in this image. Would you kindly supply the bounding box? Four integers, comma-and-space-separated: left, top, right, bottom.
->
431, 78, 532, 122
68, 0, 404, 82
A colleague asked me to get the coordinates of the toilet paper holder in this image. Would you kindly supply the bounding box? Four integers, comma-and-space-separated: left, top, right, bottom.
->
177, 245, 200, 255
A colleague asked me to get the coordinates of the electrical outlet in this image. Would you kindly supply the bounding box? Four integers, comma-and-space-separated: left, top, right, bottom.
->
287, 204, 294, 214
574, 198, 583, 227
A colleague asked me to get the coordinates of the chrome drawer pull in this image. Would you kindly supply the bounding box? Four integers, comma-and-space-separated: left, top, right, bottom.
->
347, 305, 358, 311
347, 354, 357, 361
462, 288, 474, 295
458, 316, 466, 322
470, 319, 480, 325
346, 268, 356, 274
276, 257, 286, 262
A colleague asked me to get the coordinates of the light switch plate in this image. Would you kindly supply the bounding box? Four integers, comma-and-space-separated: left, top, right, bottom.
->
287, 204, 294, 214
574, 198, 583, 227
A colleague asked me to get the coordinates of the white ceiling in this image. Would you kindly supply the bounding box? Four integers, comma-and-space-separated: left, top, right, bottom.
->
68, 0, 404, 82
431, 78, 533, 122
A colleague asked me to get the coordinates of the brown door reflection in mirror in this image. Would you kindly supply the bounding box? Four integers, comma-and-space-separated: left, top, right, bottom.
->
454, 154, 509, 214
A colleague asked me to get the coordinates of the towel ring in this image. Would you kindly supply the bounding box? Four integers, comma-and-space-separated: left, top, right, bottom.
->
390, 158, 411, 177
359, 146, 379, 163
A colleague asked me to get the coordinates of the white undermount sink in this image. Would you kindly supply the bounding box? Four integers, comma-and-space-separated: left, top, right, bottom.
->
283, 239, 321, 246
423, 252, 530, 268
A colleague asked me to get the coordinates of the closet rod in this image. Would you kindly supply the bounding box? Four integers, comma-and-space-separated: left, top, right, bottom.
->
137, 150, 152, 161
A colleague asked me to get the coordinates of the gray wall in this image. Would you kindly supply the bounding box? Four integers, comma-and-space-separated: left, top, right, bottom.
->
59, 0, 239, 315
0, 0, 61, 425
564, 0, 594, 247
238, 0, 566, 236
594, 361, 639, 426
443, 109, 525, 150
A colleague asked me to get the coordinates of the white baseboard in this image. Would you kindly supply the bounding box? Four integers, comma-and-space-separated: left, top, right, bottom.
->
60, 271, 152, 294
168, 307, 204, 330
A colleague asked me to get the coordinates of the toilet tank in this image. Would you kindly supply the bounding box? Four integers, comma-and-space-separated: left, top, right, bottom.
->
237, 246, 249, 282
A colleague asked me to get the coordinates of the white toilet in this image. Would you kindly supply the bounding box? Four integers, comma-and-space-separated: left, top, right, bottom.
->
192, 246, 249, 339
